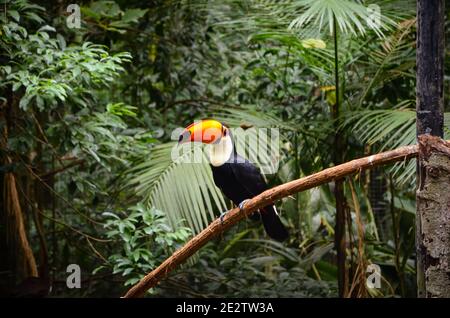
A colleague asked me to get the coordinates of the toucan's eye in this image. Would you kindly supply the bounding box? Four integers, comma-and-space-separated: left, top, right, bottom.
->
178, 134, 183, 142
223, 128, 227, 137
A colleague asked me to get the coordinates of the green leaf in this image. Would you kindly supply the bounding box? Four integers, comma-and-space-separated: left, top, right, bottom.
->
12, 82, 21, 92
37, 25, 56, 33
125, 277, 140, 286
121, 9, 148, 23
122, 267, 133, 276
8, 10, 20, 22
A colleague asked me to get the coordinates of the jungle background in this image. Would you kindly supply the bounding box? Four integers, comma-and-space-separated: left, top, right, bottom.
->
0, 0, 449, 298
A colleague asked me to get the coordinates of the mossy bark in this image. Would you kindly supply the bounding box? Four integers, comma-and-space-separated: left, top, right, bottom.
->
416, 135, 450, 298
415, 0, 445, 296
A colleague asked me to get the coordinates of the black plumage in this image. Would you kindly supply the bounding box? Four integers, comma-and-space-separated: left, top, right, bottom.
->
211, 152, 289, 242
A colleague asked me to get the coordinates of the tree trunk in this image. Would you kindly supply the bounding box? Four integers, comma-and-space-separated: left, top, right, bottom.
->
0, 92, 39, 286
332, 14, 349, 298
416, 135, 450, 297
1, 125, 38, 282
416, 0, 445, 297
416, 0, 445, 137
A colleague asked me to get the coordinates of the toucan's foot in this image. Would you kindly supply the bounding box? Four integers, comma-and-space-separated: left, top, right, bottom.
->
220, 200, 250, 224
238, 199, 250, 211
219, 210, 230, 224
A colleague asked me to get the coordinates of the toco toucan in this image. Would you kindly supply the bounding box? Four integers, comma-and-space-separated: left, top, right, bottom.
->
178, 119, 289, 242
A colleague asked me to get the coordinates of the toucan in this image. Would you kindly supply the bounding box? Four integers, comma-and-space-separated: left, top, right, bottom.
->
178, 119, 289, 242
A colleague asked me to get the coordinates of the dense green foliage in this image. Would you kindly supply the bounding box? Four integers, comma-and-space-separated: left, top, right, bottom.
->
0, 0, 449, 298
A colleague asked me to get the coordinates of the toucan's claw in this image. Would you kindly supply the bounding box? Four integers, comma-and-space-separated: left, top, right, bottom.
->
219, 210, 229, 225
220, 200, 250, 225
238, 199, 250, 211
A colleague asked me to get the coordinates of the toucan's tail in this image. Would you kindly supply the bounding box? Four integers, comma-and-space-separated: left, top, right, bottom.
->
260, 206, 289, 242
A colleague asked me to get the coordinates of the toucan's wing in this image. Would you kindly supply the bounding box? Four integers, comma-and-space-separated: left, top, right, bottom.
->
228, 154, 268, 197
229, 154, 289, 241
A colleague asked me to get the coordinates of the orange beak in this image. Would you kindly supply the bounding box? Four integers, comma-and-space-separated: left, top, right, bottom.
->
178, 119, 225, 145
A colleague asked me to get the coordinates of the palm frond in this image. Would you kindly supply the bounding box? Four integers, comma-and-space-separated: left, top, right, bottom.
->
357, 18, 416, 106
288, 0, 395, 38
127, 143, 226, 233
344, 102, 416, 150
215, 104, 334, 140
214, 106, 295, 131
344, 107, 450, 186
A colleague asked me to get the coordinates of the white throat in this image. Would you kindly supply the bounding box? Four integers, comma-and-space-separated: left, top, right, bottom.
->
209, 135, 233, 167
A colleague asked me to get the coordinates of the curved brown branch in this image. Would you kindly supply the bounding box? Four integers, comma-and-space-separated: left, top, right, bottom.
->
123, 143, 420, 298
